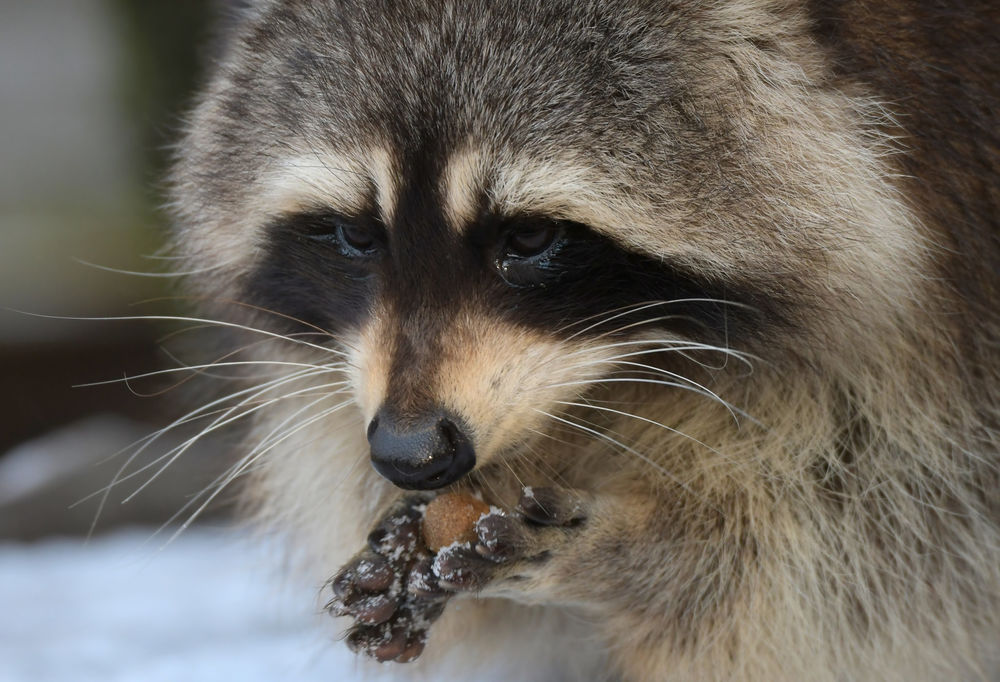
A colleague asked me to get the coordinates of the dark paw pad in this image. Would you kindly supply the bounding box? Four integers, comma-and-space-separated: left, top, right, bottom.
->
329, 493, 448, 664
367, 495, 431, 560
345, 599, 440, 663
518, 486, 587, 527
332, 555, 394, 597
431, 542, 499, 591
327, 553, 402, 625
475, 511, 530, 562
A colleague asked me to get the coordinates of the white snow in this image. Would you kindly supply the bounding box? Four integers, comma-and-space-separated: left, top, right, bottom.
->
0, 527, 412, 682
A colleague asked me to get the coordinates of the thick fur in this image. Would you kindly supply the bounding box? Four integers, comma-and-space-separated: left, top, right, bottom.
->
170, 1, 1000, 680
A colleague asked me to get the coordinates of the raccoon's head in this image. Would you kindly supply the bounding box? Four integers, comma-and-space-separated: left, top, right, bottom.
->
172, 1, 925, 491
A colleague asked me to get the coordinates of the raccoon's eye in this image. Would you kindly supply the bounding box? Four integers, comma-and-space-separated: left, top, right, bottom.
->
304, 215, 380, 258
506, 225, 561, 258
496, 222, 566, 287
338, 224, 377, 253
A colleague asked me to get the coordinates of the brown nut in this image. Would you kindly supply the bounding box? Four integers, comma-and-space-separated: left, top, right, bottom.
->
421, 492, 491, 552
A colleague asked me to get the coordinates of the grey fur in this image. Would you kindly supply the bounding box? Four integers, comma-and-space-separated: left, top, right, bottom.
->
170, 1, 1000, 680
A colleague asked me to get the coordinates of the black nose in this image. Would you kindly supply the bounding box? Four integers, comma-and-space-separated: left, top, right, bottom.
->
366, 409, 476, 490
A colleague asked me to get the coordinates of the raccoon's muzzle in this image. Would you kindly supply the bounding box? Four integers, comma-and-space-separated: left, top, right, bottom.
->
366, 408, 476, 490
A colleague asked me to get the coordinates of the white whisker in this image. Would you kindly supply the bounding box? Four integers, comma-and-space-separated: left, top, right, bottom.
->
120, 379, 350, 503
542, 377, 762, 427
162, 397, 356, 545
74, 360, 346, 388
562, 359, 740, 424
12, 311, 346, 357
72, 257, 235, 278
568, 338, 756, 367
534, 409, 725, 517
554, 400, 727, 457
81, 366, 340, 532
562, 298, 755, 342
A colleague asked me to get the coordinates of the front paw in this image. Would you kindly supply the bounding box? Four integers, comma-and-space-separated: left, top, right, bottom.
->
432, 486, 589, 593
326, 494, 451, 663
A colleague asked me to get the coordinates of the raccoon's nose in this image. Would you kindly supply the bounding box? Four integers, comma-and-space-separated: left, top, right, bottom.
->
366, 409, 476, 490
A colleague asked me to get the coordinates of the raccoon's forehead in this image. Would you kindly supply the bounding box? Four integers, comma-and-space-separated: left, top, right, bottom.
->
198, 0, 690, 253
179, 0, 921, 306
263, 147, 642, 240
230, 0, 663, 144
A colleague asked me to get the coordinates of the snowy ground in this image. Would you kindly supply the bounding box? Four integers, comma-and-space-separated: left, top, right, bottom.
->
0, 527, 408, 682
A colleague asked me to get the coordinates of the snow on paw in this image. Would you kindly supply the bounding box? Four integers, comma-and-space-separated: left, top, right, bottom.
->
366, 493, 433, 561
329, 492, 453, 664
326, 552, 402, 625
431, 487, 590, 592
345, 596, 446, 663
431, 540, 501, 591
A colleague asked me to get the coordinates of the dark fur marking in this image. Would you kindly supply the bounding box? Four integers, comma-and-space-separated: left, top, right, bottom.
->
243, 210, 379, 336
246, 204, 781, 348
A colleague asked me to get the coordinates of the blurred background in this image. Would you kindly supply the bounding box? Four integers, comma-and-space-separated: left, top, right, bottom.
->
0, 0, 228, 539
0, 4, 370, 680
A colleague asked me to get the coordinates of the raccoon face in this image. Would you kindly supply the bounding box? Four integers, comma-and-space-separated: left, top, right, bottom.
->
242, 149, 773, 490
172, 1, 922, 490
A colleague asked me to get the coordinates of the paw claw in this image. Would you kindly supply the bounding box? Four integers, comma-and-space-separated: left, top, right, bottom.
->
327, 589, 401, 625
352, 555, 395, 591
345, 624, 389, 656
334, 555, 394, 596
353, 593, 401, 625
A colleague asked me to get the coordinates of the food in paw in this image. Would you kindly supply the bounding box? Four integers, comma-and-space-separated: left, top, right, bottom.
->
421, 492, 490, 551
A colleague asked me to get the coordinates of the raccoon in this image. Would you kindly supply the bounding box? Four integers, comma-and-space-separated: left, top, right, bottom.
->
169, 1, 1000, 680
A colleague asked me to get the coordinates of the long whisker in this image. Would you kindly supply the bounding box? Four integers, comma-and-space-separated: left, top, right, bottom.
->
567, 338, 757, 367
188, 391, 350, 513
535, 409, 725, 516
80, 366, 339, 530
73, 257, 236, 278
582, 346, 755, 375
554, 400, 727, 457
82, 375, 346, 512
160, 297, 340, 342
556, 300, 675, 337
155, 345, 298, 386
12, 311, 346, 357
161, 398, 356, 545
560, 359, 740, 424
562, 298, 755, 341
120, 379, 351, 503
542, 377, 762, 427
74, 360, 345, 388
175, 297, 334, 338
155, 328, 341, 386
562, 300, 687, 340
105, 365, 337, 467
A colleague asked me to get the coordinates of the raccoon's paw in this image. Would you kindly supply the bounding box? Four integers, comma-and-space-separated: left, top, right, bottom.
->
327, 493, 452, 663
432, 486, 588, 593
343, 592, 448, 663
